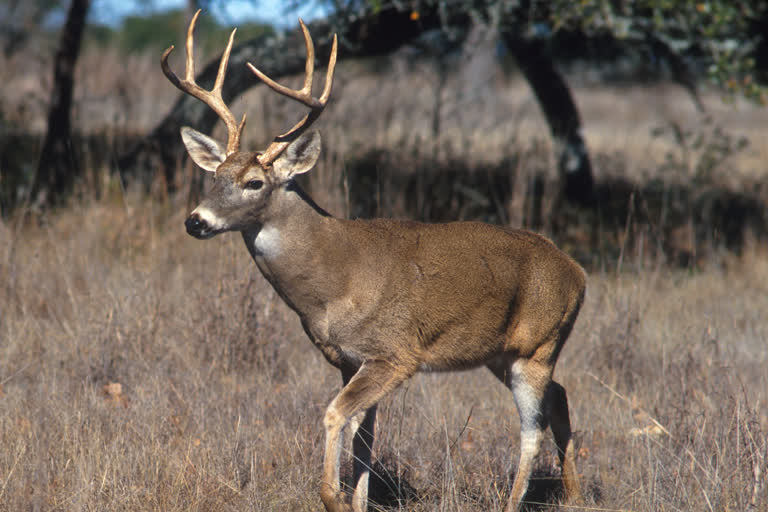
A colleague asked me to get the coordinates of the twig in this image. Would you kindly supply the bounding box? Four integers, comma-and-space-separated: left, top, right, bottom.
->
522, 499, 634, 511
616, 191, 635, 274
748, 436, 765, 511
0, 362, 34, 387
0, 444, 27, 502
447, 405, 474, 455
586, 372, 670, 437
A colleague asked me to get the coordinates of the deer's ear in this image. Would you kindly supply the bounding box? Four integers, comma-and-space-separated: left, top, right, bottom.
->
181, 126, 226, 173
272, 131, 321, 180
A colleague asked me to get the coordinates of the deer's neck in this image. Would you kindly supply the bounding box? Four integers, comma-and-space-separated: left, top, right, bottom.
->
240, 181, 348, 316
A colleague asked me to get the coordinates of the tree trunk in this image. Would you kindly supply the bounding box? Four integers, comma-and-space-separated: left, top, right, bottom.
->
32, 0, 90, 207
502, 33, 595, 205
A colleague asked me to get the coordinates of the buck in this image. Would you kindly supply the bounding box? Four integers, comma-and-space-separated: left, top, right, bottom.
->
163, 11, 586, 512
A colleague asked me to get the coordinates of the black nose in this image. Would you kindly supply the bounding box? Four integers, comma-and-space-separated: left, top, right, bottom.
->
185, 215, 207, 236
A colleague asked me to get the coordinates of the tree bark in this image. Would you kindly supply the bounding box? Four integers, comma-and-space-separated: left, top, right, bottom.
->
32, 0, 90, 207
502, 33, 594, 205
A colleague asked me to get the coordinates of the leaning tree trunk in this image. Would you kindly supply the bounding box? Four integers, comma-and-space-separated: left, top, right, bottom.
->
32, 0, 90, 207
501, 33, 594, 206
117, 7, 457, 190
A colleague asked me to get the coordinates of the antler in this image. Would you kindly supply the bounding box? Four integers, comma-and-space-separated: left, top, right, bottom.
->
248, 20, 338, 167
161, 10, 246, 156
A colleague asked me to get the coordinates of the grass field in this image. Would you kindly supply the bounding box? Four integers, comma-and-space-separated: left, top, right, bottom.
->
1, 186, 766, 511
2, 41, 768, 511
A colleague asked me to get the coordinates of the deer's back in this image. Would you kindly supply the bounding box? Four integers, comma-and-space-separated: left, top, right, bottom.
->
327, 219, 585, 368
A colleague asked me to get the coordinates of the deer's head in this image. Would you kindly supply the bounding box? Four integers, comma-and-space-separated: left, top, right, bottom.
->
161, 10, 337, 239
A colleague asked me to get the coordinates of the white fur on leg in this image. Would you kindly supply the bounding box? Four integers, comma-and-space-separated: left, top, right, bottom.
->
510, 366, 542, 433
322, 403, 346, 499
348, 410, 365, 438
350, 408, 374, 512
352, 470, 370, 512
519, 428, 543, 459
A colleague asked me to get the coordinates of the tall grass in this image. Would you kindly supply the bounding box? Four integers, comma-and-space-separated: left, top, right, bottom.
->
1, 173, 766, 512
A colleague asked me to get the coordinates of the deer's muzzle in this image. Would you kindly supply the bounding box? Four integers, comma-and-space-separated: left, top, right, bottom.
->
185, 214, 209, 239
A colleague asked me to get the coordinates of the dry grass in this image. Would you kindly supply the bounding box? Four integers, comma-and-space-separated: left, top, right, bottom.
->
1, 181, 766, 511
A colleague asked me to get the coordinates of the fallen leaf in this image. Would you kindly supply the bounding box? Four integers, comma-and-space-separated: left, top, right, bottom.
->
103, 381, 129, 408
628, 425, 664, 438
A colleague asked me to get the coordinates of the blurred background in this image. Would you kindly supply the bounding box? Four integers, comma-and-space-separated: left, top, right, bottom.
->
2, 0, 767, 266
1, 2, 767, 511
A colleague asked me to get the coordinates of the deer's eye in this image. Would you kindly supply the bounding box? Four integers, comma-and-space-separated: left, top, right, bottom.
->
244, 179, 264, 190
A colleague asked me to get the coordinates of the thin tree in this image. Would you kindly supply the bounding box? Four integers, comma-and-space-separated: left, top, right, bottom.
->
31, 0, 90, 207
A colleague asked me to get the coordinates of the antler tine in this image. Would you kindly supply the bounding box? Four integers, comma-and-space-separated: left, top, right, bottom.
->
161, 9, 246, 155
183, 11, 197, 82
248, 20, 338, 167
248, 20, 320, 108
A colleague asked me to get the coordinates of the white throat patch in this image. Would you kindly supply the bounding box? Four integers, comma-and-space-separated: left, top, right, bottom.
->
251, 225, 282, 257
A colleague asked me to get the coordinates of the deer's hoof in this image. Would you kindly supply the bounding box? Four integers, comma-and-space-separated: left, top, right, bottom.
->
320, 488, 352, 512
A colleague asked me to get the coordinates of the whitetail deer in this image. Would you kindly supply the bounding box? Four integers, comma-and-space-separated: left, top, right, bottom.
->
163, 11, 586, 512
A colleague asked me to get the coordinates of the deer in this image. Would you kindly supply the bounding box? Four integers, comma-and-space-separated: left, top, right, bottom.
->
162, 10, 586, 512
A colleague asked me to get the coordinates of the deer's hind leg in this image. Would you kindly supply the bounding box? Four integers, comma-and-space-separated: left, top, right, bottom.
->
487, 357, 583, 511
504, 358, 552, 512
546, 380, 583, 504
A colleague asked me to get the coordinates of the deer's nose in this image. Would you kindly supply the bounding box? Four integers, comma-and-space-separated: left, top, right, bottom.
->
185, 214, 207, 237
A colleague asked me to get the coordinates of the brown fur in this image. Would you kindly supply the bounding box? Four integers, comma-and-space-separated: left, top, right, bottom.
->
182, 129, 586, 512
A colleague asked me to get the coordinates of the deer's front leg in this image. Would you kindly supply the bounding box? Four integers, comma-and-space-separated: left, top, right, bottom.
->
321, 360, 413, 512
349, 405, 377, 512
340, 366, 379, 512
